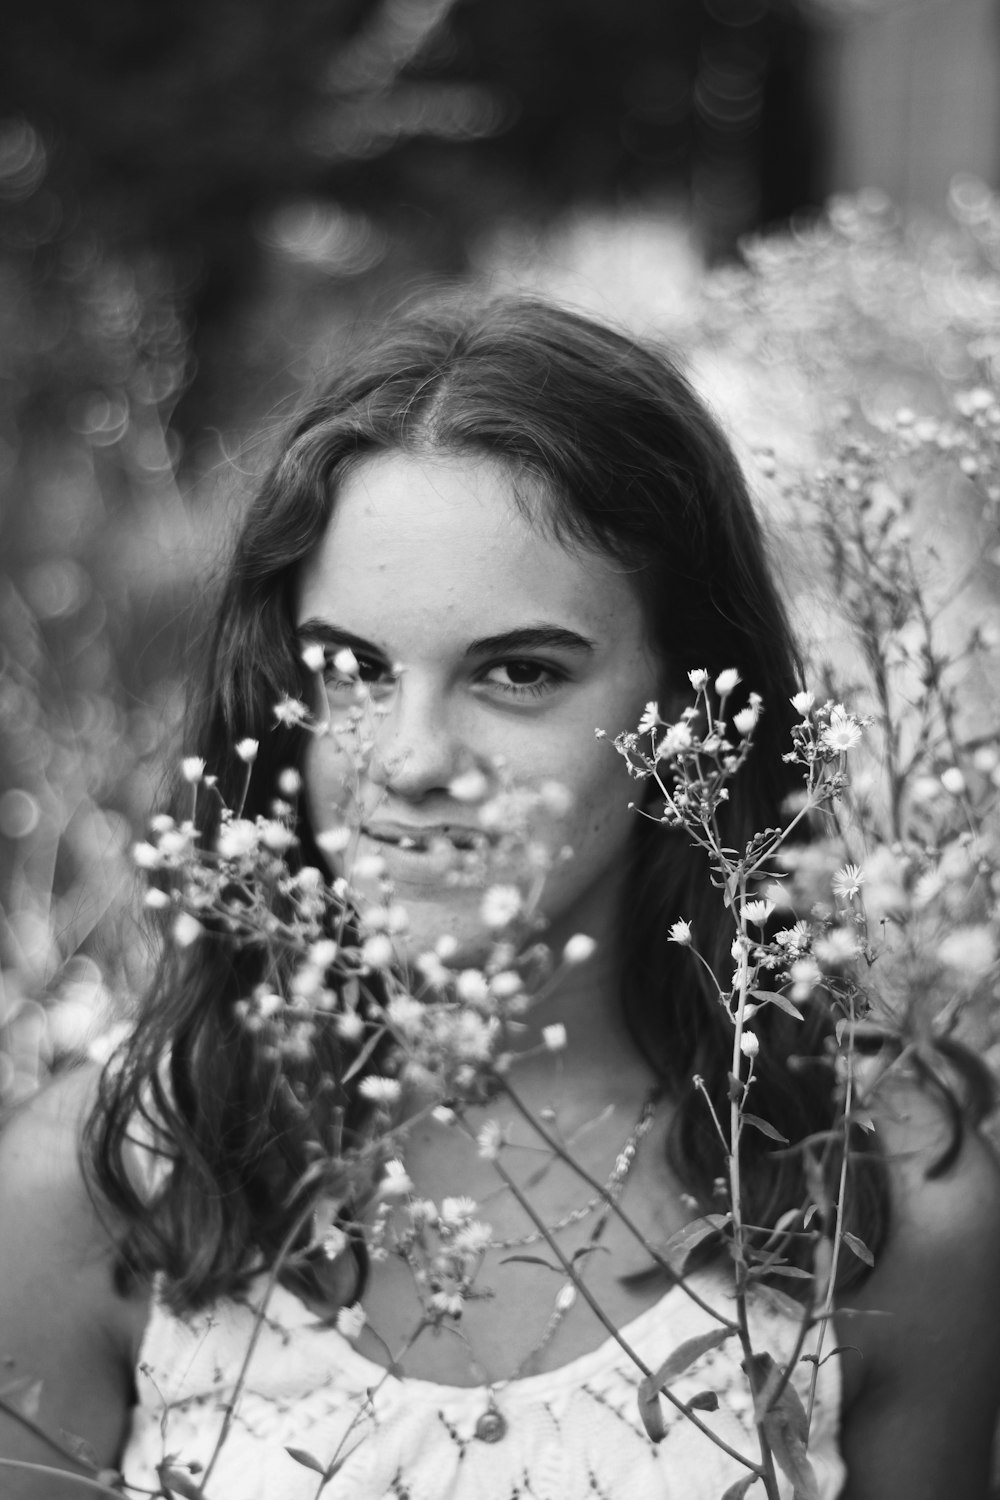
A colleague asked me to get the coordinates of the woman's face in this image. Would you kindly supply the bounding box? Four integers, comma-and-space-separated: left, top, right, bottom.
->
296, 451, 659, 961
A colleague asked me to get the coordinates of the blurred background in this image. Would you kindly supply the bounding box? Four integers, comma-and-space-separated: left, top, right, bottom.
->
2, 0, 1000, 1102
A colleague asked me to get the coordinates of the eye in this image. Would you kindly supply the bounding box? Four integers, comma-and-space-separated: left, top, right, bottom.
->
480, 659, 564, 699
323, 649, 396, 700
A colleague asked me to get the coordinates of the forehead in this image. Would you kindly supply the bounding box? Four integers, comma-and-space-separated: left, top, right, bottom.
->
296, 451, 644, 646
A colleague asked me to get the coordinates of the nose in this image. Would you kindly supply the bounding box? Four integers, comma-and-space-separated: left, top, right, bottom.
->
366, 677, 464, 799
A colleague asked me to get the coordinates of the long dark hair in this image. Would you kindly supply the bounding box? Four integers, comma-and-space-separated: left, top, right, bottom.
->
88, 294, 886, 1309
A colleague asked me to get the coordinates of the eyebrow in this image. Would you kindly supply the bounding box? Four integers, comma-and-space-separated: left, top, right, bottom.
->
295, 619, 597, 660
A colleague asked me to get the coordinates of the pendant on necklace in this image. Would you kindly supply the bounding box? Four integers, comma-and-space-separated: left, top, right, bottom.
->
474, 1406, 508, 1443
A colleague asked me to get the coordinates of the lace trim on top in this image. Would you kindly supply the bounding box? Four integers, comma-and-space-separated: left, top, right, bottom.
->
121, 1267, 846, 1500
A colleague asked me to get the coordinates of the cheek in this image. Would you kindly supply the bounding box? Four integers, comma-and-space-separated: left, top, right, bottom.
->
303, 737, 357, 827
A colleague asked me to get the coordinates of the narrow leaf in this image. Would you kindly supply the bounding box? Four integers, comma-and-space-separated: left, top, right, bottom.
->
0, 1375, 42, 1418
743, 1353, 819, 1500
759, 990, 804, 1021
498, 1254, 562, 1272
686, 1389, 719, 1413
741, 1113, 789, 1144
158, 1466, 207, 1500
637, 1382, 666, 1443
720, 1476, 760, 1499
656, 1214, 727, 1276
643, 1326, 732, 1392
285, 1447, 327, 1475
841, 1231, 874, 1268
342, 1026, 388, 1084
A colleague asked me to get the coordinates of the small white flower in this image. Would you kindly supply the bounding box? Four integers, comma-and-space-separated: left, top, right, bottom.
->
733, 705, 758, 737
277, 767, 302, 796
335, 1010, 365, 1042
217, 819, 258, 859
316, 825, 352, 856
739, 1031, 760, 1059
714, 668, 741, 697
742, 899, 775, 927
476, 1120, 504, 1160
259, 820, 296, 852
790, 690, 815, 717
562, 933, 597, 965
449, 767, 490, 803
310, 939, 338, 968
637, 701, 661, 734
335, 1303, 367, 1341
300, 641, 326, 674
132, 841, 162, 870
143, 888, 171, 910
273, 695, 311, 728
821, 710, 862, 754
386, 995, 424, 1033
181, 756, 206, 783
332, 646, 359, 678
668, 919, 693, 946
542, 1023, 567, 1052
436, 934, 459, 961
480, 884, 523, 930
814, 928, 861, 965
656, 722, 693, 757
832, 863, 865, 900
790, 957, 822, 999
358, 1075, 402, 1106
432, 1104, 456, 1126
157, 828, 192, 858
555, 1284, 577, 1314
235, 738, 259, 763
688, 668, 709, 689
379, 1159, 414, 1197
172, 912, 202, 948
490, 970, 523, 1000
940, 766, 966, 795
937, 925, 996, 977
441, 1196, 477, 1226
456, 968, 490, 1006
362, 934, 395, 970
453, 1220, 493, 1256
150, 813, 175, 834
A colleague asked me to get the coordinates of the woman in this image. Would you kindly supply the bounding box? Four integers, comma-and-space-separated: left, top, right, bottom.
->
1, 296, 998, 1500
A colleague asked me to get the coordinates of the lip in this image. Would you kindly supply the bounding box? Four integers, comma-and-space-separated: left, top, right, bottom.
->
363, 820, 489, 853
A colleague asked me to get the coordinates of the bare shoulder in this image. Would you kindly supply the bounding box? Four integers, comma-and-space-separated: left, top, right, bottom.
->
0, 1067, 149, 1495
835, 1076, 1000, 1500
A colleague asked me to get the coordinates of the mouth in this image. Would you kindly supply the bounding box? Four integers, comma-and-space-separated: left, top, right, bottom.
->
363, 822, 490, 854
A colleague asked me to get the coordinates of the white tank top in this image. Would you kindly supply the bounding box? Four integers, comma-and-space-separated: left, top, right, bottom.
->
121, 1267, 845, 1499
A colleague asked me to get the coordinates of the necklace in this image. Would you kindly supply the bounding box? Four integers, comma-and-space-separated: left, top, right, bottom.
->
488, 1087, 661, 1251
472, 1085, 662, 1444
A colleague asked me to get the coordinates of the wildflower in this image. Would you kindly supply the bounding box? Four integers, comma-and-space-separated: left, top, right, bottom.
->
157, 828, 192, 858
335, 1011, 365, 1042
790, 957, 822, 1000
181, 756, 206, 783
637, 701, 661, 734
542, 1023, 567, 1052
235, 738, 259, 763
358, 1075, 402, 1107
832, 863, 865, 900
562, 933, 597, 965
172, 913, 202, 948
476, 1120, 504, 1160
333, 647, 359, 678
940, 766, 966, 796
150, 813, 175, 834
790, 690, 815, 717
310, 939, 338, 968
714, 668, 741, 697
814, 928, 861, 965
539, 780, 573, 816
688, 668, 709, 689
316, 825, 351, 856
480, 884, 523, 929
143, 888, 170, 910
132, 841, 162, 870
379, 1159, 414, 1197
217, 819, 258, 859
656, 722, 693, 757
453, 1220, 493, 1256
429, 1291, 465, 1319
335, 1303, 367, 1341
740, 1031, 760, 1059
490, 970, 523, 1000
436, 934, 459, 961
259, 820, 296, 852
319, 1225, 348, 1260
440, 1196, 477, 1226
354, 852, 387, 882
300, 641, 326, 674
742, 899, 774, 927
821, 709, 862, 754
416, 951, 450, 988
456, 968, 490, 1006
273, 696, 311, 728
362, 934, 394, 970
387, 995, 424, 1033
277, 767, 302, 796
449, 767, 490, 803
432, 1105, 456, 1126
937, 926, 996, 978
733, 705, 759, 737
668, 919, 693, 946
